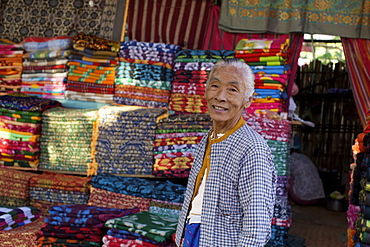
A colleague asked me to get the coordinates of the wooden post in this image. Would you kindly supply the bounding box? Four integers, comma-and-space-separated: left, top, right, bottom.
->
120, 0, 131, 42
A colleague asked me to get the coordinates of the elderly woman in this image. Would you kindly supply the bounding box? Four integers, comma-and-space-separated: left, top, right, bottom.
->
175, 58, 276, 247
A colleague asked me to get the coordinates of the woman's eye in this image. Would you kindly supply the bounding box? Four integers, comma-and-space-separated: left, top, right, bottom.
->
230, 88, 237, 92
211, 84, 218, 88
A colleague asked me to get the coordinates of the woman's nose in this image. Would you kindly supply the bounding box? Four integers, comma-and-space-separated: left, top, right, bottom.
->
215, 88, 227, 101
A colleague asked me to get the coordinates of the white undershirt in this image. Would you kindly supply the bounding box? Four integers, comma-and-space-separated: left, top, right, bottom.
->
187, 168, 207, 224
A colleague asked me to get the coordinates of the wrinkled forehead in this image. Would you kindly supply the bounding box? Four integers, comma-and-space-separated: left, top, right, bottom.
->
208, 66, 246, 84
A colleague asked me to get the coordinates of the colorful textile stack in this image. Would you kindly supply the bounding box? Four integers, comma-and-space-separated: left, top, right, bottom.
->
348, 133, 370, 246
28, 172, 91, 215
90, 173, 186, 204
0, 168, 39, 207
148, 199, 182, 221
114, 40, 181, 108
39, 107, 98, 175
0, 39, 23, 95
235, 37, 290, 114
88, 187, 152, 212
66, 32, 120, 104
0, 206, 41, 231
153, 113, 213, 178
0, 93, 61, 170
243, 112, 292, 246
21, 36, 72, 99
37, 204, 140, 247
104, 211, 177, 247
93, 105, 168, 175
0, 217, 44, 247
169, 49, 234, 114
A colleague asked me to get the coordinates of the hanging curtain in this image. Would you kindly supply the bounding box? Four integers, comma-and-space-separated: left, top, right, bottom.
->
127, 0, 212, 49
341, 38, 370, 128
218, 0, 370, 39
202, 4, 303, 110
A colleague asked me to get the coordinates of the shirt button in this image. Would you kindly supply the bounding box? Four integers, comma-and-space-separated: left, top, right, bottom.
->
207, 155, 210, 159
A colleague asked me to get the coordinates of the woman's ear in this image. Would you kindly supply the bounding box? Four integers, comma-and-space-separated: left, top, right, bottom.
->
244, 96, 253, 108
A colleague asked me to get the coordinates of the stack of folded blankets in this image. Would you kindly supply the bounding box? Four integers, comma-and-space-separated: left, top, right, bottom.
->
37, 204, 140, 247
21, 36, 72, 99
347, 133, 367, 247
153, 113, 213, 178
28, 172, 91, 215
0, 206, 41, 231
0, 217, 45, 247
66, 32, 120, 104
169, 49, 234, 114
243, 113, 292, 246
0, 93, 61, 170
0, 39, 23, 95
0, 168, 39, 207
235, 37, 290, 115
88, 174, 184, 221
148, 199, 183, 221
351, 133, 370, 246
88, 186, 152, 212
114, 40, 181, 108
104, 211, 178, 247
93, 105, 168, 175
39, 107, 98, 175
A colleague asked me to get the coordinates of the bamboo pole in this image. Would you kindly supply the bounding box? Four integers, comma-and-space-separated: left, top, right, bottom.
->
120, 0, 131, 42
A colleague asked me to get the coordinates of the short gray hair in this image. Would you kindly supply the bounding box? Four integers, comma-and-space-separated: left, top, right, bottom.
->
206, 58, 255, 99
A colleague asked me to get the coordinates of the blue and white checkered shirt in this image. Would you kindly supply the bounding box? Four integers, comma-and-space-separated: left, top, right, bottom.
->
176, 121, 276, 247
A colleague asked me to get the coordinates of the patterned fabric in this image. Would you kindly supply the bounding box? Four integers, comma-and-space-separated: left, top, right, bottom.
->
65, 33, 118, 104
0, 0, 120, 43
91, 173, 186, 203
29, 188, 90, 204
149, 199, 182, 220
154, 114, 212, 177
40, 107, 97, 174
105, 211, 178, 243
0, 39, 23, 95
0, 93, 61, 169
94, 105, 168, 175
0, 216, 44, 247
265, 225, 289, 247
0, 167, 38, 206
102, 233, 175, 247
37, 236, 101, 246
29, 172, 91, 213
115, 41, 178, 109
0, 206, 41, 231
29, 172, 91, 192
218, 0, 370, 39
88, 187, 151, 212
38, 205, 139, 247
0, 93, 61, 112
21, 36, 71, 99
0, 196, 30, 208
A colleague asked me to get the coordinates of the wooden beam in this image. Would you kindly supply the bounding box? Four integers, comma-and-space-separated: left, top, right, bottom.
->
120, 0, 131, 42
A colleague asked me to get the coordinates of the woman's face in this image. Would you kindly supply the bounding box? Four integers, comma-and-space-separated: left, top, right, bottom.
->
205, 65, 250, 132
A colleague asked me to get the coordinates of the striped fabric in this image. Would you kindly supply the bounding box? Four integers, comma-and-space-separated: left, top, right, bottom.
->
341, 38, 370, 128
127, 0, 211, 50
